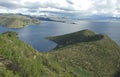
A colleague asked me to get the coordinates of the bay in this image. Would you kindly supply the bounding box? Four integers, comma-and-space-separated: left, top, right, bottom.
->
0, 20, 120, 52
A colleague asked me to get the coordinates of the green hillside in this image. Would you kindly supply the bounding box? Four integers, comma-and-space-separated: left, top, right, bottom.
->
0, 15, 40, 28
0, 30, 120, 77
48, 30, 120, 77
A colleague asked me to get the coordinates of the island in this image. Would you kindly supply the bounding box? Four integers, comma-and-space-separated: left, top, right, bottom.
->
0, 30, 120, 77
0, 14, 40, 28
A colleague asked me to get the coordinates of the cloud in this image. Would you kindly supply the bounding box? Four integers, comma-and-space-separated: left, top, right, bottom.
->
0, 0, 120, 17
66, 0, 74, 5
0, 0, 21, 9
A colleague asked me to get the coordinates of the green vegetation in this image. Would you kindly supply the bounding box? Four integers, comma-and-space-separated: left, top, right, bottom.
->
0, 30, 120, 77
48, 30, 120, 77
0, 15, 40, 28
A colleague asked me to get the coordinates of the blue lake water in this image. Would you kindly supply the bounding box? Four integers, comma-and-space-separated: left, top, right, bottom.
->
0, 20, 120, 52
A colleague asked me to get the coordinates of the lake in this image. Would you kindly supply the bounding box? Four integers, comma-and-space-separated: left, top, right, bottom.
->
0, 20, 120, 52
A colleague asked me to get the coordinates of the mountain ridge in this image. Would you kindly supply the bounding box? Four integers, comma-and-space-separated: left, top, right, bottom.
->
0, 30, 120, 77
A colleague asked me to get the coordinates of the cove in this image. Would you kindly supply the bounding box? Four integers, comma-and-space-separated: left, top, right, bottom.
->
0, 20, 120, 52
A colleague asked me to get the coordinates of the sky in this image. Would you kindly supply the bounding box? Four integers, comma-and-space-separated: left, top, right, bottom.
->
0, 0, 120, 17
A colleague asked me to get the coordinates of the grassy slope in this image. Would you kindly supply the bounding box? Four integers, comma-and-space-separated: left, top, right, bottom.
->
0, 15, 40, 28
48, 30, 120, 77
0, 31, 80, 77
0, 30, 120, 77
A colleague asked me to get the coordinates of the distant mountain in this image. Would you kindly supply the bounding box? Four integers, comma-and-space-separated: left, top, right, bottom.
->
2, 13, 119, 21
0, 14, 40, 28
31, 12, 120, 20
86, 15, 120, 20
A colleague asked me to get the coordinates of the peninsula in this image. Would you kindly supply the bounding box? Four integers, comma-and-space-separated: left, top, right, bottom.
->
0, 14, 40, 28
0, 30, 120, 77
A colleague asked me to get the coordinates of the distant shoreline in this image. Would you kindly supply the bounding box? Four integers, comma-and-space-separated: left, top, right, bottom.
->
0, 14, 40, 28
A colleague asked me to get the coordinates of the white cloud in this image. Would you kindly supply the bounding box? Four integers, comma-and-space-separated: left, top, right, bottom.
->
0, 0, 120, 17
67, 0, 92, 11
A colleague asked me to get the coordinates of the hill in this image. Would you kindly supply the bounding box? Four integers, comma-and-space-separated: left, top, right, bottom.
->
0, 14, 40, 28
48, 30, 120, 77
0, 30, 120, 77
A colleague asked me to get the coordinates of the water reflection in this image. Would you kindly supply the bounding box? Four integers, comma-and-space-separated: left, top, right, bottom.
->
0, 26, 8, 34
